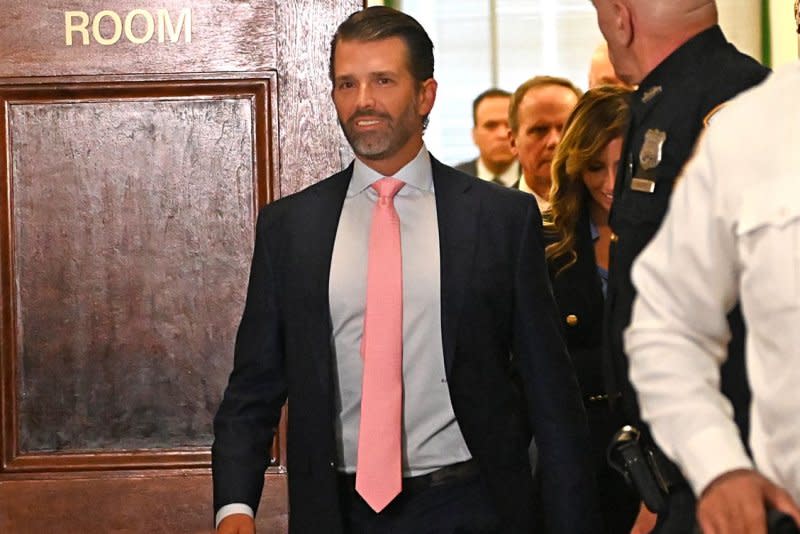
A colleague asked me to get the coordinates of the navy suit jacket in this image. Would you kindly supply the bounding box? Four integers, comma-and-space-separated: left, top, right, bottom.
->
212, 156, 599, 533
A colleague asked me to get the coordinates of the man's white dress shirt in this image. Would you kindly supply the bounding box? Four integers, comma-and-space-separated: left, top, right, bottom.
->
475, 158, 520, 187
518, 176, 549, 213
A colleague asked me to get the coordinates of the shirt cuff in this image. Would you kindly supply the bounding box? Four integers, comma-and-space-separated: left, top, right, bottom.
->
679, 424, 754, 496
215, 503, 254, 529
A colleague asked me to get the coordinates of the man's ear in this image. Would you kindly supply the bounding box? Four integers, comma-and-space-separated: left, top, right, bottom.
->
508, 129, 519, 156
613, 1, 634, 48
418, 78, 438, 118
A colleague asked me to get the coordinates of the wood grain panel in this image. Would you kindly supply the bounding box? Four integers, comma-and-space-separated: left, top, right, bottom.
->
0, 471, 288, 533
0, 0, 362, 530
0, 77, 276, 472
0, 1, 277, 78
14, 98, 253, 453
275, 0, 361, 196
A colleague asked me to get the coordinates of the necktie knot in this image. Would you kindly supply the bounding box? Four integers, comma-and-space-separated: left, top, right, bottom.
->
372, 177, 405, 200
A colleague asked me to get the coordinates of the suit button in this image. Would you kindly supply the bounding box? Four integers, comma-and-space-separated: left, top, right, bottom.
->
610, 232, 619, 243
566, 314, 579, 326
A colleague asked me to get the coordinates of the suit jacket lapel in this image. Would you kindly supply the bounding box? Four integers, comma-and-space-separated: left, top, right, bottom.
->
300, 158, 479, 384
432, 157, 480, 376
296, 165, 352, 390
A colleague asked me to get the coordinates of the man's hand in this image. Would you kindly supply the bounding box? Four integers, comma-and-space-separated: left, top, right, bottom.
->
217, 513, 255, 534
630, 501, 657, 534
697, 469, 800, 534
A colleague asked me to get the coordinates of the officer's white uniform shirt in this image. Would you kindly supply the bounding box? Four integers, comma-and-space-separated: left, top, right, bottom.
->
625, 61, 800, 503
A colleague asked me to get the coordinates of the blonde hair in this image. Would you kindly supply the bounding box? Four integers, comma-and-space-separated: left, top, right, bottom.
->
545, 85, 631, 273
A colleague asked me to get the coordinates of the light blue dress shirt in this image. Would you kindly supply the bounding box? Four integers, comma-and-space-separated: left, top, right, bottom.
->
329, 146, 472, 476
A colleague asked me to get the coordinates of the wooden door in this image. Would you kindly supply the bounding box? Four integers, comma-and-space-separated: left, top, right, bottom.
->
0, 1, 359, 532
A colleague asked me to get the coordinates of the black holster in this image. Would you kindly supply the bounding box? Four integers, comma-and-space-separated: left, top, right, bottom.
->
608, 426, 800, 534
607, 425, 679, 513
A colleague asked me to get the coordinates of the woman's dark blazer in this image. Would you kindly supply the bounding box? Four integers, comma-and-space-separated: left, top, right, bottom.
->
546, 207, 606, 398
546, 205, 639, 534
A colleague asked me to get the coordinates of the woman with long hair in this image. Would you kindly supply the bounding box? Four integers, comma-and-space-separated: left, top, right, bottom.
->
545, 85, 639, 533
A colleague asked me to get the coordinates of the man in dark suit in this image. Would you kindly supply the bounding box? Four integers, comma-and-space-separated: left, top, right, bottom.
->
454, 88, 520, 187
508, 76, 581, 213
213, 6, 597, 534
589, 0, 770, 532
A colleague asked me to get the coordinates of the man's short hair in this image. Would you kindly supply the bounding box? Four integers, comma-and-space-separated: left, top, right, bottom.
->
470, 88, 512, 126
329, 6, 434, 85
509, 76, 583, 133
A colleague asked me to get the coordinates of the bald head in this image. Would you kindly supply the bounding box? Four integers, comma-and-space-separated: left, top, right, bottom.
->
633, 0, 717, 37
591, 0, 718, 84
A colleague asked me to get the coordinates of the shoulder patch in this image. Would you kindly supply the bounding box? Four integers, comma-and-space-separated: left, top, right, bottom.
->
703, 102, 728, 127
641, 86, 662, 103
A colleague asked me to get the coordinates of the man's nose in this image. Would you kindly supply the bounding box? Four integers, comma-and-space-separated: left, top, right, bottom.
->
495, 128, 510, 142
356, 84, 376, 108
545, 128, 561, 148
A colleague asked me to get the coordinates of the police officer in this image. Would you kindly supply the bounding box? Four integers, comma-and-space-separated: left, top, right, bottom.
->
588, 0, 769, 532
626, 5, 800, 534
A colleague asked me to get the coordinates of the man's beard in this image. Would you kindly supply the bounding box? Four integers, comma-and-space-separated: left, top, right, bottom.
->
340, 101, 419, 161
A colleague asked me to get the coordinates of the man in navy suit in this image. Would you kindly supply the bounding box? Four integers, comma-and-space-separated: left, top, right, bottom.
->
454, 88, 520, 187
212, 7, 597, 534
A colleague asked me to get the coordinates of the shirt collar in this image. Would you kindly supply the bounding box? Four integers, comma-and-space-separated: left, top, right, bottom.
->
348, 145, 433, 197
477, 158, 520, 186
518, 177, 549, 212
589, 217, 600, 241
475, 158, 493, 180
633, 25, 727, 115
518, 175, 534, 194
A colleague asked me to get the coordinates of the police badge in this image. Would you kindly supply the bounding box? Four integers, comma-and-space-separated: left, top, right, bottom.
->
640, 129, 667, 170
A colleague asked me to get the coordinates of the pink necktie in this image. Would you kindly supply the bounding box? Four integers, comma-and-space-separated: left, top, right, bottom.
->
356, 177, 405, 512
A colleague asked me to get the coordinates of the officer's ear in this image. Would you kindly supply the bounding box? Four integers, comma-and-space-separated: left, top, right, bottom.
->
611, 1, 634, 49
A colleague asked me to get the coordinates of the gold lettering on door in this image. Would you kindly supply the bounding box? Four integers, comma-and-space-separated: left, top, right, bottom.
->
65, 8, 191, 46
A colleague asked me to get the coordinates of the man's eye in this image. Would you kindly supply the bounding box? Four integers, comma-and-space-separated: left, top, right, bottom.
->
337, 81, 354, 90
377, 78, 393, 85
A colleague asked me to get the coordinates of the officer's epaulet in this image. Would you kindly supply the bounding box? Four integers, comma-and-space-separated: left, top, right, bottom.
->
703, 102, 728, 127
